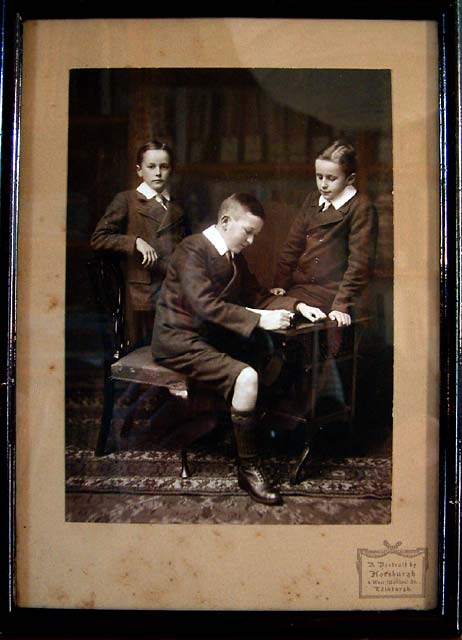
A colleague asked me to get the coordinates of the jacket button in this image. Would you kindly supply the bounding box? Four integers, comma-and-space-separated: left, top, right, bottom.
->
310, 276, 316, 283
319, 237, 324, 242
314, 257, 320, 264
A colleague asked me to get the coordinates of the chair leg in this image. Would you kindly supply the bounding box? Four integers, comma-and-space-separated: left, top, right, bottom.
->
95, 375, 115, 456
180, 449, 191, 478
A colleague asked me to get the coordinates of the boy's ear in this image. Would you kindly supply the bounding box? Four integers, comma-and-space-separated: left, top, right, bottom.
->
347, 172, 356, 185
219, 214, 230, 228
136, 165, 142, 177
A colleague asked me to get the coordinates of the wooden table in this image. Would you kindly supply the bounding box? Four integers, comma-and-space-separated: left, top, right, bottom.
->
269, 316, 370, 484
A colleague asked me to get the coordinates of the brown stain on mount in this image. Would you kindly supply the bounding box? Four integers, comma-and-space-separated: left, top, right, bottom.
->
47, 296, 59, 311
80, 591, 96, 609
48, 587, 69, 605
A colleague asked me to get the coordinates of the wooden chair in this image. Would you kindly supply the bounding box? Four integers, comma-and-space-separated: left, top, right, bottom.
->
87, 255, 199, 478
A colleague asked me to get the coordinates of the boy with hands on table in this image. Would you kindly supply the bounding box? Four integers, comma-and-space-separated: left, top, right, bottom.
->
152, 192, 322, 506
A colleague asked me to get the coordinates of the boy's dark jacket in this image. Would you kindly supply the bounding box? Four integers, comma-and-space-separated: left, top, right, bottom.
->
152, 233, 299, 361
273, 191, 378, 314
91, 189, 188, 311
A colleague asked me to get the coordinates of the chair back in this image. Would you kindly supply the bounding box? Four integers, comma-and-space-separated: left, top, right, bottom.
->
87, 254, 127, 364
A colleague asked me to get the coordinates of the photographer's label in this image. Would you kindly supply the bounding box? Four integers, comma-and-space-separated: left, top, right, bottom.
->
357, 541, 428, 598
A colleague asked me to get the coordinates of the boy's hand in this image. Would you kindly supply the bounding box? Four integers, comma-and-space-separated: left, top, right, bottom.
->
328, 310, 351, 326
296, 303, 327, 323
136, 237, 158, 267
270, 287, 286, 296
257, 309, 293, 331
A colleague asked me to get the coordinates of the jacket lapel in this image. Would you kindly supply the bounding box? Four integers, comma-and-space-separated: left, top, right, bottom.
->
307, 195, 357, 230
135, 195, 183, 233
157, 201, 184, 234
136, 194, 165, 224
210, 253, 234, 282
220, 254, 238, 296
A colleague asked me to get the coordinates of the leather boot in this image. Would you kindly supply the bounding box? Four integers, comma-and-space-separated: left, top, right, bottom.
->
232, 408, 282, 506
237, 458, 282, 505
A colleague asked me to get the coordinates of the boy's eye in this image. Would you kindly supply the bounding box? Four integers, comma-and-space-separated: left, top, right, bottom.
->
317, 174, 338, 181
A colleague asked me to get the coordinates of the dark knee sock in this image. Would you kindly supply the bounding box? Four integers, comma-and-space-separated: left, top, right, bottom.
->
231, 408, 259, 459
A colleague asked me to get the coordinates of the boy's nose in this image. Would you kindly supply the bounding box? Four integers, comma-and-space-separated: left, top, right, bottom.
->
246, 235, 254, 245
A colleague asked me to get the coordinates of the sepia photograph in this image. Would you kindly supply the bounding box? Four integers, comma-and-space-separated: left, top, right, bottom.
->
65, 67, 394, 525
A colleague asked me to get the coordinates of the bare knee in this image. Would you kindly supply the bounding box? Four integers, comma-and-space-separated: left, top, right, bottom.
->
236, 366, 258, 391
232, 366, 259, 412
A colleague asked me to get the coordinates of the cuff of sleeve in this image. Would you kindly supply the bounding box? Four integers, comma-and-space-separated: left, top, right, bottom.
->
331, 303, 352, 313
245, 310, 263, 336
130, 236, 139, 255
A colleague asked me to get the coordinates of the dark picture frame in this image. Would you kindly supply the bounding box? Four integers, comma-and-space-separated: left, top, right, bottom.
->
1, 2, 460, 638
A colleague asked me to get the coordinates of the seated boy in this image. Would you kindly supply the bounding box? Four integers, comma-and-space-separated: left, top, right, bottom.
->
151, 193, 320, 505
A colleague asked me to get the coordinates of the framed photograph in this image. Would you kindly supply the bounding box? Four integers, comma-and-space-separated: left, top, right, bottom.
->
1, 2, 460, 637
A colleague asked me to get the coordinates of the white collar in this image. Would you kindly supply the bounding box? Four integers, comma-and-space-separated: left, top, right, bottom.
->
137, 181, 171, 202
202, 225, 230, 256
319, 185, 357, 211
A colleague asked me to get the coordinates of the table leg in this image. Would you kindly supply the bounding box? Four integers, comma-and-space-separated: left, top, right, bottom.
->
289, 332, 320, 484
290, 441, 311, 484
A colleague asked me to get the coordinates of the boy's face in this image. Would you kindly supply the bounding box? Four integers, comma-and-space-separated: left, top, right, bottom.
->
220, 205, 264, 254
136, 149, 172, 193
315, 158, 354, 202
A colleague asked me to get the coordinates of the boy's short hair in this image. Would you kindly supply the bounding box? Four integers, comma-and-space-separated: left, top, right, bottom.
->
218, 193, 266, 221
136, 140, 175, 169
317, 140, 357, 177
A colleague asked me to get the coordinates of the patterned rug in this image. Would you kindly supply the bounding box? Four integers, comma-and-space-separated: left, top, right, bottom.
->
66, 446, 391, 500
65, 386, 392, 524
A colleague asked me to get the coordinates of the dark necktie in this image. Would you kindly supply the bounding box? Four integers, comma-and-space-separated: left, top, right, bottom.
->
156, 194, 168, 210
223, 250, 237, 293
226, 250, 236, 274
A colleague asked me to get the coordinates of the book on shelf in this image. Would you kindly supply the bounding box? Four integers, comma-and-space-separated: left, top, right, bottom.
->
286, 108, 309, 163
186, 87, 213, 163
263, 98, 287, 162
242, 88, 263, 163
219, 88, 240, 164
151, 86, 172, 145
174, 86, 188, 165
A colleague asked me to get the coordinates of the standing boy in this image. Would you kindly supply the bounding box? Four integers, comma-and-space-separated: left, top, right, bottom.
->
271, 140, 378, 419
91, 141, 189, 349
271, 140, 377, 323
152, 193, 322, 505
